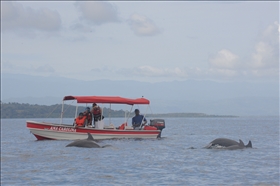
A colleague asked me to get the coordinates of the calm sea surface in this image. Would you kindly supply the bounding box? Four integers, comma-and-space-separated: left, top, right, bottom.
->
1, 117, 279, 186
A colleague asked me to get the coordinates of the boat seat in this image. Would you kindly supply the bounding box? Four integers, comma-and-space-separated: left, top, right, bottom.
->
125, 126, 134, 130
104, 124, 115, 129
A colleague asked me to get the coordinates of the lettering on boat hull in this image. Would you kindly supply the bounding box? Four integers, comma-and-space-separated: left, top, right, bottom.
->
49, 126, 76, 132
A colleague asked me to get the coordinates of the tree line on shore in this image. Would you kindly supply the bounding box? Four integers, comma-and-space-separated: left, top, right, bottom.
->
1, 102, 236, 119
1, 102, 127, 119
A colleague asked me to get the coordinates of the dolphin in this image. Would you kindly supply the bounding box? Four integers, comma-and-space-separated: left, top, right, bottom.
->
204, 138, 252, 150
66, 133, 110, 148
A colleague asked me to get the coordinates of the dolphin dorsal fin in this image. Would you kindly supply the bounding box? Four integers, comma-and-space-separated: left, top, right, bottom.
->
239, 139, 245, 147
246, 140, 252, 148
87, 133, 94, 141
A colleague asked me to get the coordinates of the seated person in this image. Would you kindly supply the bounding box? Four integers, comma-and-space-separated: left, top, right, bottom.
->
132, 109, 147, 129
74, 112, 87, 128
83, 107, 93, 127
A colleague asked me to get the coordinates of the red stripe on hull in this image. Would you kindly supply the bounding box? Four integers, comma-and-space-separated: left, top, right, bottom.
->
34, 134, 55, 140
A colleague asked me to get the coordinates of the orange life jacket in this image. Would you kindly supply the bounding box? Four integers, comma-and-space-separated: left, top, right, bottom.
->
75, 116, 86, 127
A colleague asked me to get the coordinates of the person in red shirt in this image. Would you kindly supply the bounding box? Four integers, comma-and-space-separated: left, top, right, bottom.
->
91, 103, 104, 128
74, 112, 86, 128
91, 103, 102, 120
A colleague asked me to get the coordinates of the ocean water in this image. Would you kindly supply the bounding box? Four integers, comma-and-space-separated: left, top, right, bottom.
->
1, 117, 279, 186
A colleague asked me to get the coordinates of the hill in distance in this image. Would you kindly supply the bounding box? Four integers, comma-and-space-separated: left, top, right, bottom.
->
1, 73, 279, 116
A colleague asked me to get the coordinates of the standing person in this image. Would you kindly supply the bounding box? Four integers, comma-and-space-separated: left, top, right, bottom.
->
132, 109, 147, 129
83, 107, 93, 127
74, 112, 87, 128
91, 103, 103, 126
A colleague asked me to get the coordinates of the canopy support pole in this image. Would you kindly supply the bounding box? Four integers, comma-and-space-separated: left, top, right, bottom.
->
125, 105, 133, 124
60, 100, 64, 124
109, 104, 111, 124
139, 105, 149, 129
148, 105, 153, 115
75, 102, 78, 118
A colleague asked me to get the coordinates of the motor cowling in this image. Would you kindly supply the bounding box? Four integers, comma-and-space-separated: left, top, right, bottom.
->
150, 119, 165, 131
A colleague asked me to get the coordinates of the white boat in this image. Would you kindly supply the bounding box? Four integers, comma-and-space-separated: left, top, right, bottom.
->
26, 95, 165, 140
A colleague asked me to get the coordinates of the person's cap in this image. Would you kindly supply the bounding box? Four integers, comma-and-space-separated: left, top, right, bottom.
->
86, 107, 90, 110
134, 109, 139, 112
92, 103, 97, 106
79, 112, 84, 116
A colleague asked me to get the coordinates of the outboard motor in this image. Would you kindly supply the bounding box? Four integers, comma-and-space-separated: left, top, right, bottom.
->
150, 119, 165, 138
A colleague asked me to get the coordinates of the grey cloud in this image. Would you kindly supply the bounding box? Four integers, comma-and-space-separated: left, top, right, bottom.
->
70, 23, 94, 33
75, 2, 120, 25
114, 66, 187, 78
2, 61, 57, 76
116, 64, 278, 82
128, 13, 161, 36
36, 64, 56, 73
2, 60, 15, 71
2, 2, 61, 32
91, 68, 102, 73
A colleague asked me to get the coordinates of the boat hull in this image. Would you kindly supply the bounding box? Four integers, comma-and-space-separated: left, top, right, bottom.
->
26, 121, 161, 140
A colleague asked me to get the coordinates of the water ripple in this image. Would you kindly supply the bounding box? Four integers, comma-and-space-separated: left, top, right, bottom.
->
1, 117, 279, 185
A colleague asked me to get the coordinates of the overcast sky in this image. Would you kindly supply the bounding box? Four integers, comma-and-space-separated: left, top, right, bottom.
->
1, 1, 279, 83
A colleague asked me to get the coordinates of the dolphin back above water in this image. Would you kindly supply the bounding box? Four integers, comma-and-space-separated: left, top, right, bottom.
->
205, 138, 252, 150
66, 133, 109, 148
